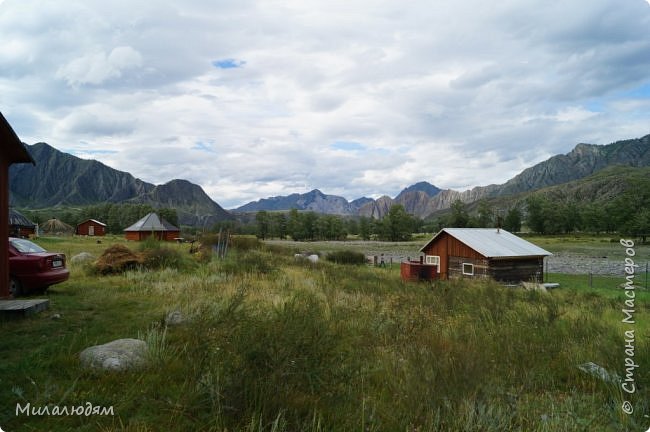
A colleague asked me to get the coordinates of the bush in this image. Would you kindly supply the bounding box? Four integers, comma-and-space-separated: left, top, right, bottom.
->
230, 236, 262, 251
140, 246, 188, 270
325, 250, 366, 265
220, 250, 277, 275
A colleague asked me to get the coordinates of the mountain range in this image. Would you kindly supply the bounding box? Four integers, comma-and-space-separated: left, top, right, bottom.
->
9, 143, 232, 227
235, 134, 650, 218
8, 134, 650, 225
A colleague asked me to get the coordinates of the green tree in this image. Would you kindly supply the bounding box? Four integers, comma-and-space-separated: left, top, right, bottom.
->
301, 212, 318, 241
449, 199, 469, 228
476, 200, 494, 228
502, 206, 522, 232
622, 208, 650, 243
359, 217, 372, 240
271, 213, 288, 239
255, 210, 270, 240
378, 205, 414, 241
525, 196, 546, 234
288, 209, 303, 240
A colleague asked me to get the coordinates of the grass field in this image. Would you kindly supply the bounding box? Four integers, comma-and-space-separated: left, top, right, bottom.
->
0, 235, 648, 431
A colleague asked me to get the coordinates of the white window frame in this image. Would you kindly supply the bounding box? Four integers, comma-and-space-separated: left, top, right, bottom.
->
462, 263, 474, 276
425, 255, 440, 272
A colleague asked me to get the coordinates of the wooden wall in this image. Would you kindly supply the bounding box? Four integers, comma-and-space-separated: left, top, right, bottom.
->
125, 230, 179, 241
488, 258, 544, 283
77, 220, 106, 236
421, 232, 485, 280
421, 231, 545, 283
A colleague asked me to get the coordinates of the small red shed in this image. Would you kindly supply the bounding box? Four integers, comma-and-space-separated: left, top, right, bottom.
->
76, 219, 107, 236
9, 208, 37, 238
124, 212, 180, 241
1, 113, 35, 298
410, 228, 551, 284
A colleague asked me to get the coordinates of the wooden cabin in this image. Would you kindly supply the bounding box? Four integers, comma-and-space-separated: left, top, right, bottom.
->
76, 219, 107, 236
9, 208, 36, 238
406, 228, 551, 284
124, 212, 180, 241
1, 113, 35, 298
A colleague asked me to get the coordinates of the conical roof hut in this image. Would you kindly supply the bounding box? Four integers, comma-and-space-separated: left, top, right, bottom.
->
124, 212, 180, 241
39, 218, 74, 236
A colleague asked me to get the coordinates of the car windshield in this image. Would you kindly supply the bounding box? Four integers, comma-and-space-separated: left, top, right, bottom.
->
10, 238, 46, 254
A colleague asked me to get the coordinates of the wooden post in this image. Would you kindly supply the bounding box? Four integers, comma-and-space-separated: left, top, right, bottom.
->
0, 155, 10, 298
0, 113, 34, 298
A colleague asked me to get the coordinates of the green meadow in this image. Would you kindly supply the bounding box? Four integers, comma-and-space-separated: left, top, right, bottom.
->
0, 235, 648, 431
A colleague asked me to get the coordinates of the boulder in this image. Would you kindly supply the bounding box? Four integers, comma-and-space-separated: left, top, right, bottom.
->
80, 338, 148, 371
71, 252, 95, 264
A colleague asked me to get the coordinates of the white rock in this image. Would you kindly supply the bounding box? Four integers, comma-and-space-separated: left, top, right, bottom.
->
307, 254, 319, 263
80, 338, 148, 372
71, 252, 95, 264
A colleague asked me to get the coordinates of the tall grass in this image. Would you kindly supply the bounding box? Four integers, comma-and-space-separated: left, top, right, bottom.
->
1, 238, 648, 431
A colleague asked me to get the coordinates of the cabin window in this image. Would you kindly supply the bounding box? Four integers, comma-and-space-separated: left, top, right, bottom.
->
425, 255, 440, 272
462, 263, 474, 275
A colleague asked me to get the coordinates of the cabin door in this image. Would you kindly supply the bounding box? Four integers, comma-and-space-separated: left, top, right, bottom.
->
88, 225, 95, 236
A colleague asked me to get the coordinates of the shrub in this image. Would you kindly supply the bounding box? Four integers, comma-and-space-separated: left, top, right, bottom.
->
220, 250, 277, 275
325, 250, 366, 265
140, 246, 187, 270
230, 236, 262, 251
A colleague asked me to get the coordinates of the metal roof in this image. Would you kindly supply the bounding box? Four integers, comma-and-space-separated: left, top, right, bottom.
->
9, 208, 36, 227
420, 228, 552, 259
79, 219, 107, 227
123, 212, 178, 232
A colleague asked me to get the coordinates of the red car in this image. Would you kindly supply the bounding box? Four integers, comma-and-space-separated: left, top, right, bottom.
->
9, 237, 69, 296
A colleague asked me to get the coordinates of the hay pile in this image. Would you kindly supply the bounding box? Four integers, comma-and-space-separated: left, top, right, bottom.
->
94, 245, 142, 274
39, 218, 74, 236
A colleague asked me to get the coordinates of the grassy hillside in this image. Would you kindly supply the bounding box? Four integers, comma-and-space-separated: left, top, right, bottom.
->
428, 165, 650, 221
1, 236, 648, 431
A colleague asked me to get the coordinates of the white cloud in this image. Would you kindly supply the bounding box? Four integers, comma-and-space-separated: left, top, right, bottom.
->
1, 0, 649, 208
56, 46, 143, 86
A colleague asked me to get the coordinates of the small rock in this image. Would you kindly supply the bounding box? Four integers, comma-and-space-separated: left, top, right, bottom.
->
71, 252, 95, 265
577, 361, 620, 383
165, 310, 185, 326
80, 338, 148, 372
307, 254, 319, 263
51, 313, 62, 320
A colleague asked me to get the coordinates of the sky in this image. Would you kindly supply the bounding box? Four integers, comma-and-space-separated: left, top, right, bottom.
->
1, 0, 650, 209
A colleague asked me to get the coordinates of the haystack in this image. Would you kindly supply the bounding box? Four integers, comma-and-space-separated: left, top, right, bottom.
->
94, 245, 142, 274
39, 218, 74, 236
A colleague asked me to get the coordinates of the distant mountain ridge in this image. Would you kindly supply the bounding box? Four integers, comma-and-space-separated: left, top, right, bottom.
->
10, 134, 650, 224
235, 189, 372, 215
9, 143, 232, 227
236, 134, 650, 218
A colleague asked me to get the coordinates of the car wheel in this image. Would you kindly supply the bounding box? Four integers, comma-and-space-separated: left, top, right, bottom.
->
9, 277, 23, 298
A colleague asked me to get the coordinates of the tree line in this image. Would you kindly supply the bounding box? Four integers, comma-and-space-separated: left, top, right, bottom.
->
254, 206, 420, 241
23, 203, 179, 235
428, 188, 650, 241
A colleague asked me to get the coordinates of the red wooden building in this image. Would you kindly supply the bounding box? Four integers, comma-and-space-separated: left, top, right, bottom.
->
9, 208, 37, 238
402, 228, 551, 284
76, 219, 107, 236
124, 212, 180, 241
1, 113, 35, 298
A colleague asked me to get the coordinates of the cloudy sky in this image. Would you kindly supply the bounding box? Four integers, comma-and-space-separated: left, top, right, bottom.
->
2, 0, 650, 208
